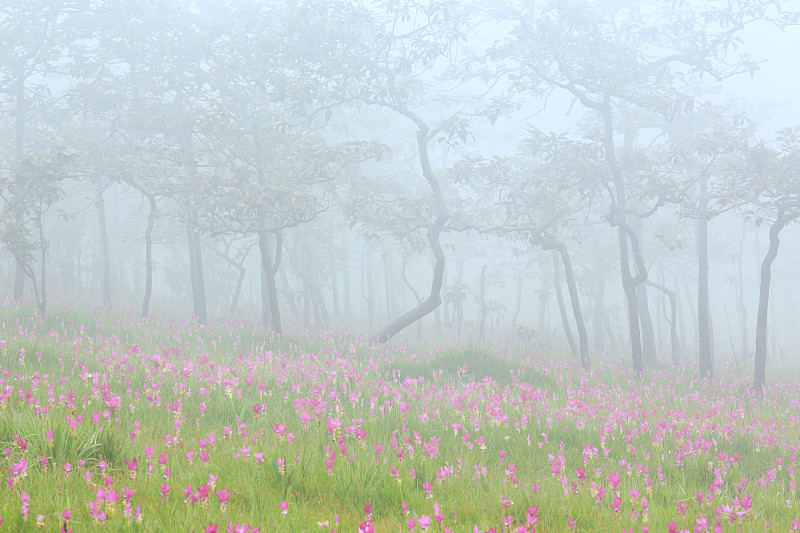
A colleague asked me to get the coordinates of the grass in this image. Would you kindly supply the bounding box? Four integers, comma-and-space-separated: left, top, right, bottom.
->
0, 300, 798, 531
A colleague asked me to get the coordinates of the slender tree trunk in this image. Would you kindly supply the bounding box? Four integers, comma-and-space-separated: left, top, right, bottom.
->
697, 179, 713, 378
401, 254, 423, 339
13, 62, 26, 301
342, 235, 351, 316
754, 207, 795, 394
229, 264, 245, 317
258, 230, 282, 334
737, 223, 748, 360
186, 220, 207, 325
362, 248, 375, 329
142, 192, 156, 318
479, 264, 488, 341
512, 270, 523, 332
331, 268, 339, 319
593, 270, 606, 352
36, 207, 46, 314
278, 263, 300, 318
261, 263, 270, 325
631, 220, 656, 365
548, 239, 590, 367
95, 176, 112, 308
538, 288, 549, 341
384, 253, 392, 320
637, 284, 657, 365
647, 280, 680, 365
552, 250, 578, 359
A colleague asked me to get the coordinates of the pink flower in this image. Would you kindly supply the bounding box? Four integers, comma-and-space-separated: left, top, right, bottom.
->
417, 515, 432, 530
279, 501, 288, 515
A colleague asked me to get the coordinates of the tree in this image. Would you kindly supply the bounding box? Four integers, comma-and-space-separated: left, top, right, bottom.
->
495, 0, 782, 373
745, 129, 800, 394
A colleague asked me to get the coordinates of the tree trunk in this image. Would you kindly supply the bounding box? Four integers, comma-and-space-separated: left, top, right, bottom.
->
95, 177, 112, 308
479, 263, 488, 341
401, 253, 423, 339
754, 207, 795, 395
552, 250, 578, 360
371, 118, 447, 343
258, 230, 282, 334
331, 268, 339, 319
13, 62, 25, 301
278, 262, 300, 318
593, 270, 606, 353
142, 192, 156, 318
186, 220, 207, 325
737, 223, 748, 360
342, 234, 351, 316
362, 248, 374, 330
547, 239, 590, 368
512, 270, 523, 332
637, 284, 657, 365
697, 179, 713, 379
647, 280, 680, 365
602, 97, 644, 374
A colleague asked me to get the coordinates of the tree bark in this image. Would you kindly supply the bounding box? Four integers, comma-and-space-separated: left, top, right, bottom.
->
754, 207, 795, 394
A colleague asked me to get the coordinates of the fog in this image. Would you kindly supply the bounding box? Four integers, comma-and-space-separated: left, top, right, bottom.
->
2, 0, 800, 389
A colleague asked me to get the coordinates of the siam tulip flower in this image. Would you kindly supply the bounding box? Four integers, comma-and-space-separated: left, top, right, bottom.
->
417, 514, 432, 530
279, 501, 288, 515
20, 491, 30, 519
611, 496, 622, 512
216, 487, 232, 512
205, 524, 218, 533
160, 483, 171, 501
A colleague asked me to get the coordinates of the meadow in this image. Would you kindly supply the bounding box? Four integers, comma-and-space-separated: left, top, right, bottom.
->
0, 299, 798, 532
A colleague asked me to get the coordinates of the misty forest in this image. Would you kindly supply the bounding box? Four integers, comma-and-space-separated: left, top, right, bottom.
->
2, 0, 800, 531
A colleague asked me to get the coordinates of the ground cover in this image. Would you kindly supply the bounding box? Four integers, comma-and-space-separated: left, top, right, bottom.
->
0, 299, 798, 532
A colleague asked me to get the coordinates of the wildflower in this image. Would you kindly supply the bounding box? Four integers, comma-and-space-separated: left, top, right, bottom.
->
216, 487, 232, 512
279, 501, 288, 515
417, 515, 432, 530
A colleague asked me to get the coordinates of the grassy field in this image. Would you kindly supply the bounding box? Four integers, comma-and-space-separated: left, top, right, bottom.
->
0, 299, 798, 532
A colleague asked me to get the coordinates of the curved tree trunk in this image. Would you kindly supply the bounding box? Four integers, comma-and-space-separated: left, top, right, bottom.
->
754, 206, 795, 395
372, 120, 447, 343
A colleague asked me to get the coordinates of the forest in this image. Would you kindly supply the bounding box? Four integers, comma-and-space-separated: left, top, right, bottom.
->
3, 2, 800, 529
